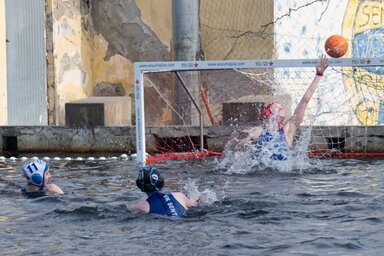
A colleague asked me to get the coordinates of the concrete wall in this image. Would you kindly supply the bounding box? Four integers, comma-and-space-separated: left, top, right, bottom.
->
136, 0, 172, 48
46, 0, 277, 126
0, 1, 7, 125
0, 126, 137, 154
1, 0, 276, 127
46, 0, 172, 125
1, 125, 384, 155
47, 0, 85, 125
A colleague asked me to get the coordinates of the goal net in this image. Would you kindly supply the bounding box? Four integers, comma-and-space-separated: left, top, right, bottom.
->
133, 0, 384, 166
134, 57, 384, 166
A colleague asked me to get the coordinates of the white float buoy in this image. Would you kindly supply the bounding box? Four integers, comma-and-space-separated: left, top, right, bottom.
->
120, 154, 128, 159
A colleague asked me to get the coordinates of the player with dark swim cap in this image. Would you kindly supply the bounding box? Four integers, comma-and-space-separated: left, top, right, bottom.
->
21, 159, 64, 198
130, 165, 197, 217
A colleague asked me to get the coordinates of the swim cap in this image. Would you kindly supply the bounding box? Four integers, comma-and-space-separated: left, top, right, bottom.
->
22, 160, 49, 187
262, 102, 275, 120
136, 165, 164, 194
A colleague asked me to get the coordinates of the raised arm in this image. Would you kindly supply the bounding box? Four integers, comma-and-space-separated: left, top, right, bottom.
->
284, 55, 329, 146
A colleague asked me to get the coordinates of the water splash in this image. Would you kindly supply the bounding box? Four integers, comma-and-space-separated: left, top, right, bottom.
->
184, 179, 218, 205
219, 127, 322, 174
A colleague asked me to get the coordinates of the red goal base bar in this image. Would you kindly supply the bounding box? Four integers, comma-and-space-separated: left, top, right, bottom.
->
146, 151, 384, 163
146, 151, 223, 164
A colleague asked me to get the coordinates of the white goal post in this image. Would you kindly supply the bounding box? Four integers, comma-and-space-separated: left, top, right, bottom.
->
134, 57, 384, 166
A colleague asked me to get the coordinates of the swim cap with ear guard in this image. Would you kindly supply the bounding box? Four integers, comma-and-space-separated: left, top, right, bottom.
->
22, 160, 49, 187
136, 166, 164, 194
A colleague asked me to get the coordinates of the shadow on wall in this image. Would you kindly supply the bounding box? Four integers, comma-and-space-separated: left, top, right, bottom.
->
93, 82, 126, 96
90, 0, 170, 62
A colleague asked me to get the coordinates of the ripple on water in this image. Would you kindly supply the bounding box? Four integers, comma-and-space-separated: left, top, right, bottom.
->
0, 157, 383, 255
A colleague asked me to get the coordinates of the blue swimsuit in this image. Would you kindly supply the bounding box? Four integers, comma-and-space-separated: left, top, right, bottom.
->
146, 191, 187, 217
20, 187, 47, 198
254, 128, 291, 160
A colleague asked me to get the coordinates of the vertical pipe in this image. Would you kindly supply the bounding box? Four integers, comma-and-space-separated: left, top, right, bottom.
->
172, 0, 200, 125
172, 0, 199, 61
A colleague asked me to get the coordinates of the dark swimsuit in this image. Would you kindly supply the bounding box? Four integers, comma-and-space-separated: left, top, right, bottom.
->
146, 191, 187, 217
20, 187, 47, 198
254, 128, 291, 160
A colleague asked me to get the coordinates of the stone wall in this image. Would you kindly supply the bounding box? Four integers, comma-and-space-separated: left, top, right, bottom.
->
1, 126, 384, 156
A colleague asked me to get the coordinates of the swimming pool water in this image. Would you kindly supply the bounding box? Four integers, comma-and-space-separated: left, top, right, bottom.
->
0, 156, 383, 255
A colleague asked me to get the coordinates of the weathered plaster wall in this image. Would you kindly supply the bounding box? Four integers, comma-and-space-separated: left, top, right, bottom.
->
90, 0, 170, 62
49, 0, 275, 126
87, 0, 172, 125
136, 0, 172, 49
50, 0, 86, 125
49, 0, 172, 125
0, 1, 7, 125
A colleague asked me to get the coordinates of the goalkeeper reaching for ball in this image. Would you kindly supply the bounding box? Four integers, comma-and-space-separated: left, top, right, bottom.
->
226, 55, 329, 160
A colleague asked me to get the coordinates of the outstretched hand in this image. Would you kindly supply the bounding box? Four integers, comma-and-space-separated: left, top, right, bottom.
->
316, 55, 329, 76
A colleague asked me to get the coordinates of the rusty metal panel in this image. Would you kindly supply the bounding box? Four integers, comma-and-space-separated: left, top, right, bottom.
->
5, 0, 47, 125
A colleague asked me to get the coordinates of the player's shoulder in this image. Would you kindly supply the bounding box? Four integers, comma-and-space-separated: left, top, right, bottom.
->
171, 192, 186, 198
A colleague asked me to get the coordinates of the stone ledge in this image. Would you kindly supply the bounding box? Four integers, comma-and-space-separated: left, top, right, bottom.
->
0, 125, 383, 155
